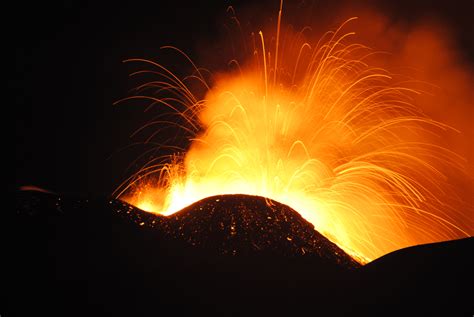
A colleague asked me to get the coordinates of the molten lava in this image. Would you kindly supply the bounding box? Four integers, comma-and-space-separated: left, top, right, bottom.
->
115, 5, 473, 262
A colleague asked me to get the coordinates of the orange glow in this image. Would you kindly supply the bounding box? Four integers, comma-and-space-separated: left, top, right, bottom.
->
115, 7, 473, 263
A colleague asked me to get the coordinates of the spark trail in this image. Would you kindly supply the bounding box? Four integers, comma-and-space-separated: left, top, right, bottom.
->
114, 7, 472, 262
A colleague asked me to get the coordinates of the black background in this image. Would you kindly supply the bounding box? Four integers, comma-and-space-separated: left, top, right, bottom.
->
10, 0, 474, 197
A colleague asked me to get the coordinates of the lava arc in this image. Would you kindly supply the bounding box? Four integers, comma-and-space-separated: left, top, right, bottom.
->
115, 5, 473, 262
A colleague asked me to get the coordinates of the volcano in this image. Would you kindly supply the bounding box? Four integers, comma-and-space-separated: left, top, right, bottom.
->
6, 190, 473, 316
114, 194, 360, 267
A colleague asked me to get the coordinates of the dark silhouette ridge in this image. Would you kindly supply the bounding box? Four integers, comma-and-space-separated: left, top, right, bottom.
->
6, 191, 473, 316
112, 194, 360, 267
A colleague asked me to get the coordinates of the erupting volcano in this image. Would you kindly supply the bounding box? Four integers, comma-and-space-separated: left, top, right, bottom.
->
114, 2, 473, 262
10, 1, 474, 316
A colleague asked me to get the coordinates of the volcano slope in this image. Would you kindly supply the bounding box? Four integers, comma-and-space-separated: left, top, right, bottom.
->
6, 191, 473, 316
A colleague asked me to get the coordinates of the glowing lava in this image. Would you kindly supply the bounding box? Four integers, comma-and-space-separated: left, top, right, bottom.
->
115, 6, 472, 262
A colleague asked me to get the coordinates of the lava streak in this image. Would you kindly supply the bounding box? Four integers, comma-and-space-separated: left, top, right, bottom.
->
115, 6, 472, 262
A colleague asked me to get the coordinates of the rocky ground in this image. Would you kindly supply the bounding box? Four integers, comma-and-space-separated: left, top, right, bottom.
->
5, 190, 473, 316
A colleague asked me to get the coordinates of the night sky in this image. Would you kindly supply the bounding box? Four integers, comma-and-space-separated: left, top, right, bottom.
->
11, 0, 473, 197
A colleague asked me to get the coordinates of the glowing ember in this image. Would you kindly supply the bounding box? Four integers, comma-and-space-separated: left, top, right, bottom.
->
115, 4, 472, 262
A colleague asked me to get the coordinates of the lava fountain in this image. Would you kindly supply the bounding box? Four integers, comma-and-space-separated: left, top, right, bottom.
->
114, 3, 472, 262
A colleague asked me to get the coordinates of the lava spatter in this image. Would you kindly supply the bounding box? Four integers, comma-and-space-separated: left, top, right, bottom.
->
116, 3, 473, 262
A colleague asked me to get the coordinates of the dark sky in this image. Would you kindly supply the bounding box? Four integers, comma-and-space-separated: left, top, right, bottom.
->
11, 0, 473, 197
